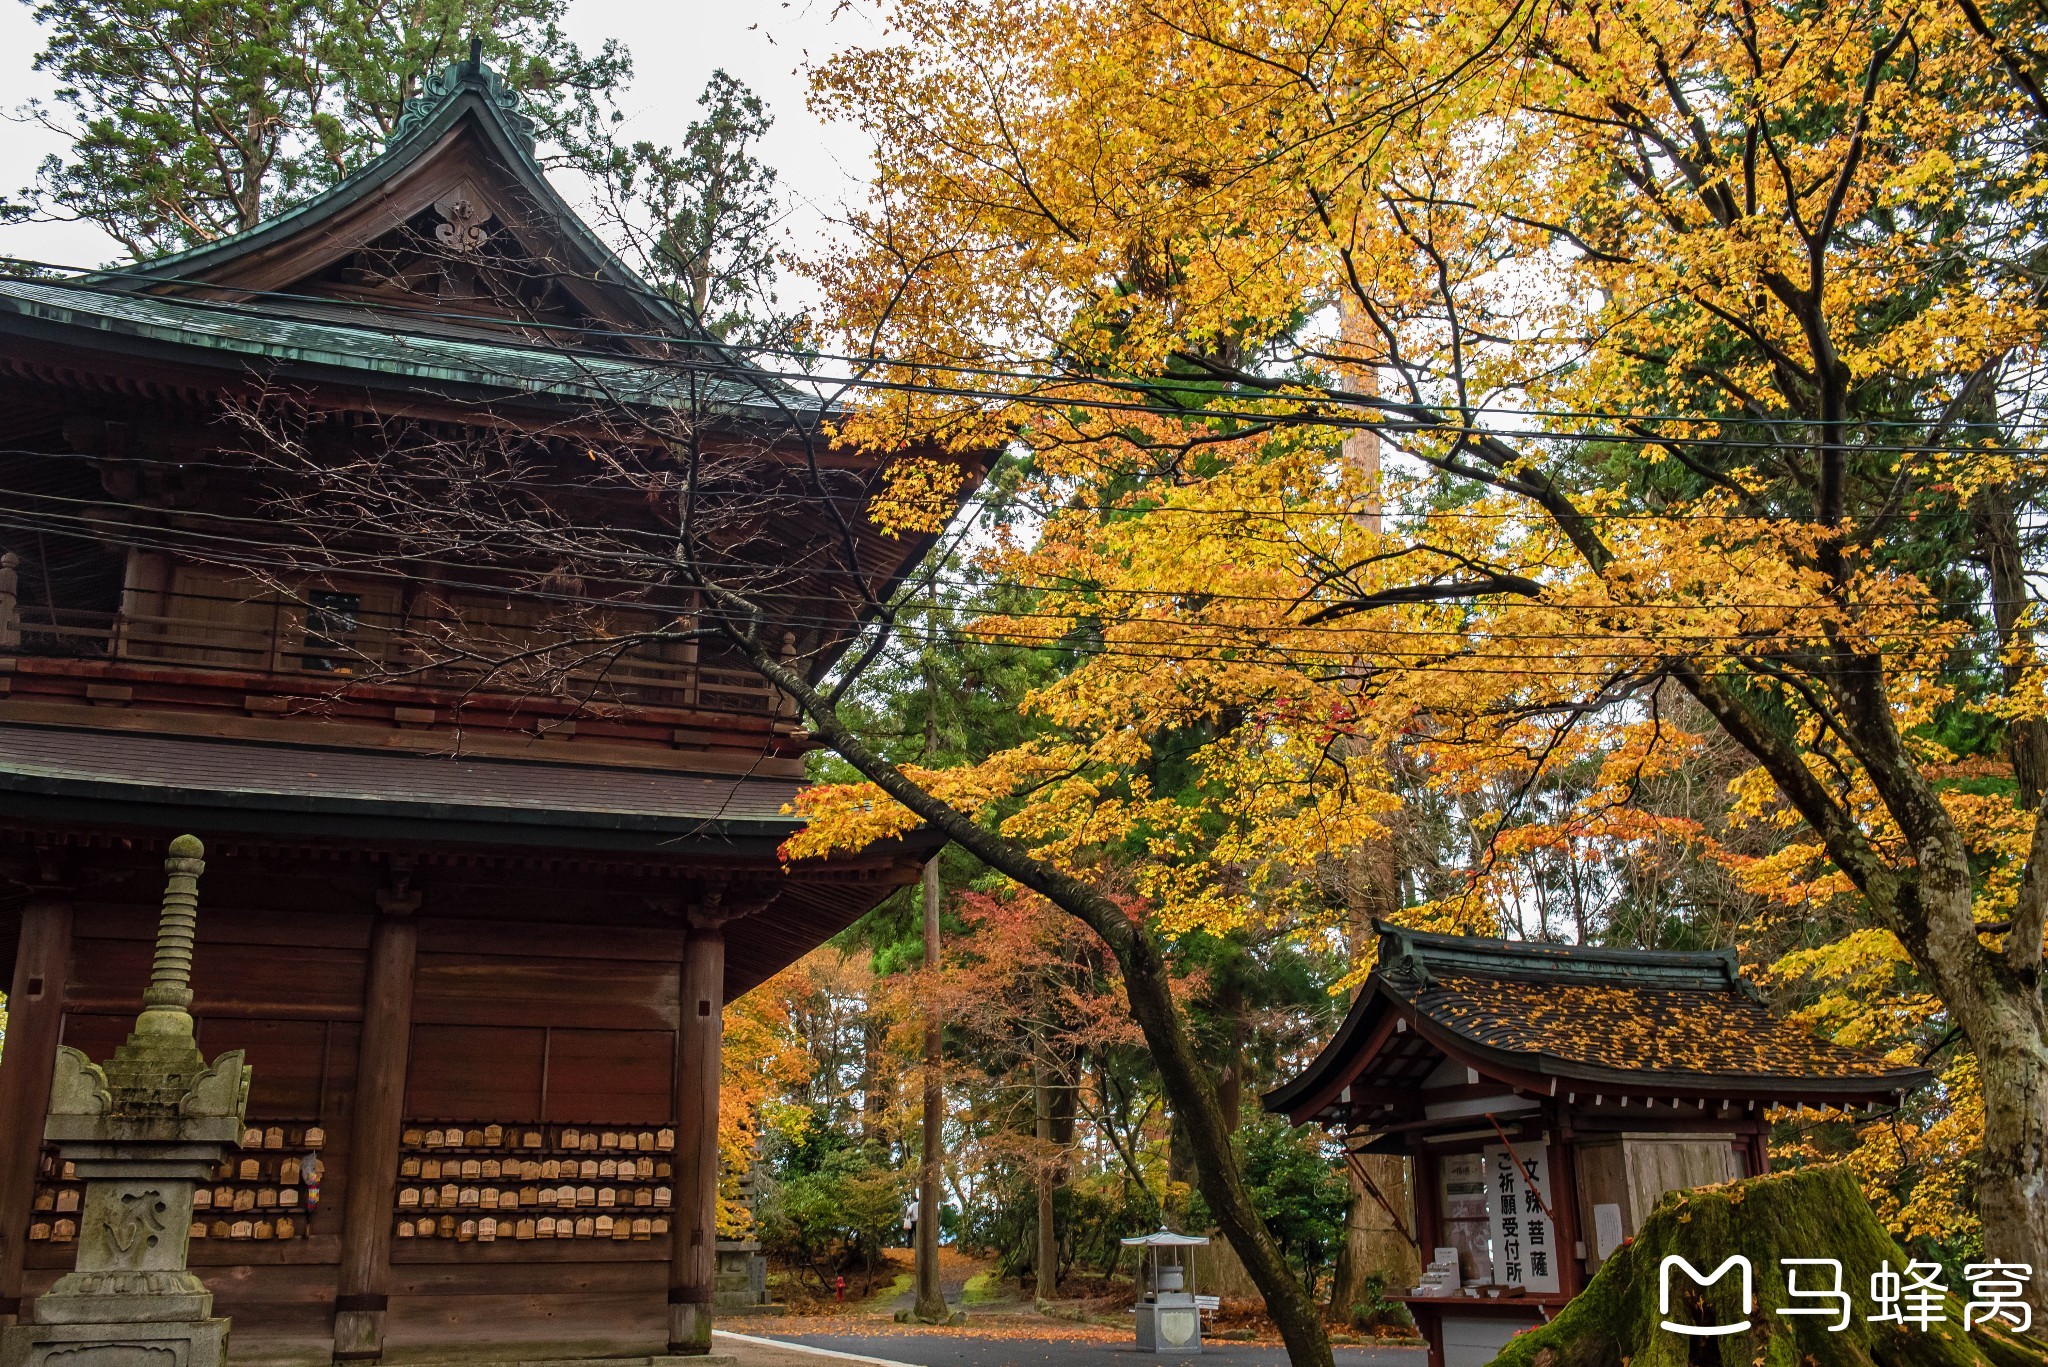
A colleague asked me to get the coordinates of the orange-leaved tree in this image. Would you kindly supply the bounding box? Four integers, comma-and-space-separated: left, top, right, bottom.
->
720, 964, 818, 1236
795, 0, 2048, 1314
777, 429, 1401, 1364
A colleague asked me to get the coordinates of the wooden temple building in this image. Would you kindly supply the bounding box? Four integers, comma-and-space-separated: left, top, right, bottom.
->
0, 49, 952, 1363
1265, 925, 1929, 1367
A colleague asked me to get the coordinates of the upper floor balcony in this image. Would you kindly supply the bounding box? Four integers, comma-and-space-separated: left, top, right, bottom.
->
0, 552, 800, 765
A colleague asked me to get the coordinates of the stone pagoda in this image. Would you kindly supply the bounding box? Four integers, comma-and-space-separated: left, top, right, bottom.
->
2, 836, 252, 1367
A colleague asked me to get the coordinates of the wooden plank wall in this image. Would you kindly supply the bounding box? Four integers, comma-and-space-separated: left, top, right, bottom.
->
33, 899, 371, 1324
30, 901, 703, 1330
407, 928, 681, 1124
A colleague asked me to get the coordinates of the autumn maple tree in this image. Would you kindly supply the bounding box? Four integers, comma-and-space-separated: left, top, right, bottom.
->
787, 0, 2048, 1326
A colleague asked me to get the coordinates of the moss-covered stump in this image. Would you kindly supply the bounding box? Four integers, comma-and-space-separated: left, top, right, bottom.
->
1486, 1166, 2045, 1367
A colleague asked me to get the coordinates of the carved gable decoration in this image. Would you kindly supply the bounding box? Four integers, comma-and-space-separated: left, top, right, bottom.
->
283, 178, 612, 340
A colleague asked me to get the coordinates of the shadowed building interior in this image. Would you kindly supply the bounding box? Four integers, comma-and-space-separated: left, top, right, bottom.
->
0, 49, 957, 1365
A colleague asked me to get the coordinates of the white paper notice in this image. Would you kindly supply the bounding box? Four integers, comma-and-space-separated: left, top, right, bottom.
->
1593, 1202, 1625, 1260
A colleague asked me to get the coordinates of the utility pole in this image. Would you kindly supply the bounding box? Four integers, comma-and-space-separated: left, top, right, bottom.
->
912, 613, 950, 1324
912, 855, 949, 1323
1326, 295, 1420, 1320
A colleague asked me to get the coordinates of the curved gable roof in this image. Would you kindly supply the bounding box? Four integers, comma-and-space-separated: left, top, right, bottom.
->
97, 44, 696, 346
1265, 923, 1931, 1126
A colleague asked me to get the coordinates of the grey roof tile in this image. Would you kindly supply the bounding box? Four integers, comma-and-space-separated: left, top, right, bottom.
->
0, 722, 801, 833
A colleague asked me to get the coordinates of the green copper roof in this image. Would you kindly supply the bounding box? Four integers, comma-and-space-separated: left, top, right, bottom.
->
0, 276, 805, 417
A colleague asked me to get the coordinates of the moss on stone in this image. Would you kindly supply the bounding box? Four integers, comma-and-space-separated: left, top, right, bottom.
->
1484, 1166, 2044, 1367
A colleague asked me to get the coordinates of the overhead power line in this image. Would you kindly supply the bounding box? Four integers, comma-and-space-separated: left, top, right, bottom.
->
0, 492, 2010, 627
0, 508, 2011, 676
7, 259, 2048, 456
5, 443, 2045, 547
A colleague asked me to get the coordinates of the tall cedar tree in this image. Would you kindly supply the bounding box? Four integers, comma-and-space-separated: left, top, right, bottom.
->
589, 70, 792, 347
19, 0, 628, 258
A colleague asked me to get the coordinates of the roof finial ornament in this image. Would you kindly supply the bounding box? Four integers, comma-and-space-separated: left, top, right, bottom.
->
389, 35, 537, 152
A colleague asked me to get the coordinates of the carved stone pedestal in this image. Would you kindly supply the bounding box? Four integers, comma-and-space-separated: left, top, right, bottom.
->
4, 1151, 238, 1367
7, 1319, 229, 1367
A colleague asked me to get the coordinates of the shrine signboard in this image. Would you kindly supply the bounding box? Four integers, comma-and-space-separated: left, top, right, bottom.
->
1482, 1143, 1559, 1296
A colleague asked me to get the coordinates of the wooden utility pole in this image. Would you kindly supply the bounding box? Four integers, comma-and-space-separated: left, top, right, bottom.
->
912, 857, 948, 1322
1325, 298, 1421, 1319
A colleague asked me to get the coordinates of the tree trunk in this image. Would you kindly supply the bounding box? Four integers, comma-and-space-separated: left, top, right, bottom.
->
1328, 1164, 1370, 1321
1327, 1156, 1418, 1321
1214, 974, 1247, 1136
1166, 1112, 1195, 1226
1328, 779, 1413, 1319
1966, 998, 2048, 1316
1971, 486, 2048, 1298
1034, 1045, 1058, 1303
861, 1015, 888, 1145
1829, 719, 2048, 1313
752, 658, 1336, 1367
1048, 1070, 1076, 1287
1049, 1077, 1078, 1147
1973, 485, 2047, 807
914, 856, 949, 1323
1839, 782, 2048, 1313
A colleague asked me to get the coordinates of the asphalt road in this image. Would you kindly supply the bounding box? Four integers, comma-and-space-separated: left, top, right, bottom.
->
749, 1330, 1428, 1367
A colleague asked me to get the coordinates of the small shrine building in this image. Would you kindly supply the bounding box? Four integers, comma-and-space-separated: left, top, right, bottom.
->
1265, 924, 1930, 1367
0, 48, 962, 1365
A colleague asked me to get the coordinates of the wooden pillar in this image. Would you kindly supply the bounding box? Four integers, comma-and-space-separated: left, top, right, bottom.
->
669, 923, 724, 1354
332, 882, 419, 1363
0, 890, 72, 1324
1409, 1148, 1444, 1367
1544, 1120, 1584, 1298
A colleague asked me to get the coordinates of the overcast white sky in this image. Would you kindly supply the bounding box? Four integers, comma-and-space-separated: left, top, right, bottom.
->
0, 0, 889, 276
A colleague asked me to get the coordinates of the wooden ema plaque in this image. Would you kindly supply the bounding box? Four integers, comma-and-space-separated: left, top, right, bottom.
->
392, 1122, 675, 1243
28, 1122, 326, 1245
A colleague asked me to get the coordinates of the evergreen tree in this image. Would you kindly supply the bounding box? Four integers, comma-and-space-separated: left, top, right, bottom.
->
594, 69, 791, 346
18, 0, 629, 258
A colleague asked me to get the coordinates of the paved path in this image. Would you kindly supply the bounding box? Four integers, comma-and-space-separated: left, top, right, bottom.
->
747, 1329, 1427, 1367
